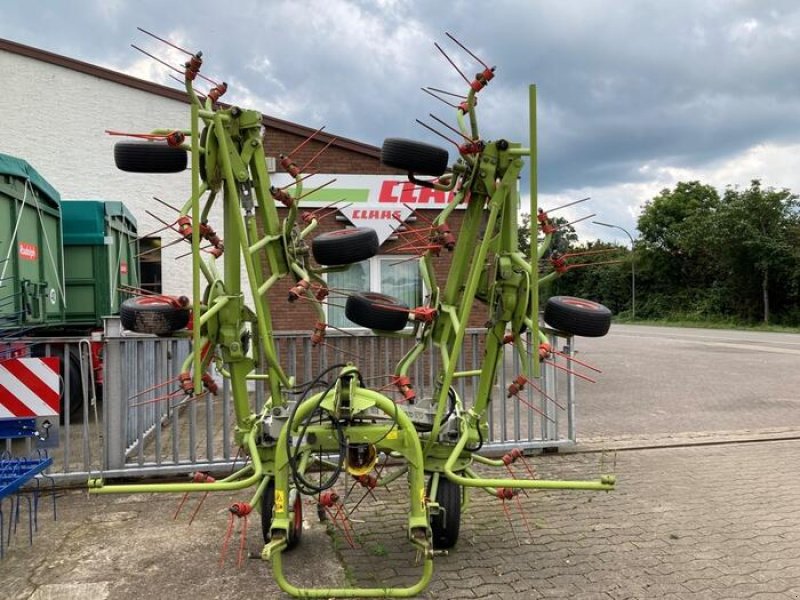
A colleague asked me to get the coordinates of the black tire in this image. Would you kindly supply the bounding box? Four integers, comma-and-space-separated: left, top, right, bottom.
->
261, 480, 303, 550
120, 297, 190, 336
345, 292, 409, 331
114, 141, 187, 173
381, 138, 449, 177
198, 126, 220, 185
311, 228, 379, 266
543, 296, 612, 337
428, 476, 461, 549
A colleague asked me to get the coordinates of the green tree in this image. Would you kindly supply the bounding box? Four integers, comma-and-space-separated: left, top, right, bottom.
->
714, 180, 800, 323
636, 181, 724, 319
637, 181, 720, 288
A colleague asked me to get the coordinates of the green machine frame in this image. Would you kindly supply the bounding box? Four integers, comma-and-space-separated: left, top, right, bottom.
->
88, 39, 615, 598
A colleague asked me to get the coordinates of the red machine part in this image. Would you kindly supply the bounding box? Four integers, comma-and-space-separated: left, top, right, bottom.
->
279, 155, 301, 178
537, 209, 557, 234
470, 67, 495, 92
507, 374, 527, 398
201, 373, 219, 395
89, 338, 104, 385
354, 473, 378, 490
435, 223, 456, 251
221, 501, 254, 568
164, 131, 185, 147
318, 491, 339, 508
184, 53, 202, 81
410, 307, 437, 323
458, 140, 484, 156
270, 186, 294, 208
207, 82, 228, 103
392, 375, 416, 403
311, 322, 326, 346
288, 280, 310, 302
501, 448, 524, 466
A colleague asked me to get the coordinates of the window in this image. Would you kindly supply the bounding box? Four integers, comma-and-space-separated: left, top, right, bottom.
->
138, 237, 162, 294
327, 256, 422, 329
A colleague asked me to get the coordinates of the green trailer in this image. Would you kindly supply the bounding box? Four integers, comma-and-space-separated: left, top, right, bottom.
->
61, 200, 139, 327
0, 153, 66, 332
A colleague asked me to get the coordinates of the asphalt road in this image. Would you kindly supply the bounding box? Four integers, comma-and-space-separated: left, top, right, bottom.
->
575, 324, 800, 440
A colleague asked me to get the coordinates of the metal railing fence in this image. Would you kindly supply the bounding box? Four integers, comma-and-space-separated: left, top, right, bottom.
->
2, 327, 579, 483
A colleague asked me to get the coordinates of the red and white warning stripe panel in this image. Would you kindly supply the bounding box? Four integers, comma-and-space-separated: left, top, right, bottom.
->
0, 357, 61, 418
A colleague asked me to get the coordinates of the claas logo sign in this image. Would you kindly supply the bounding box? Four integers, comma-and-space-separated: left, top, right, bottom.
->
378, 181, 456, 205
268, 174, 463, 209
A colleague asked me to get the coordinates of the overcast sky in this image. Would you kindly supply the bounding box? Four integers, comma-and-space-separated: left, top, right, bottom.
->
3, 0, 800, 244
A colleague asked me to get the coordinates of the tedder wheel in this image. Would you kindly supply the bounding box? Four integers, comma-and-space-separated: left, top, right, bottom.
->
261, 480, 303, 550
311, 228, 379, 265
543, 296, 612, 338
428, 476, 461, 549
120, 296, 190, 336
381, 138, 449, 177
114, 141, 187, 173
345, 292, 409, 331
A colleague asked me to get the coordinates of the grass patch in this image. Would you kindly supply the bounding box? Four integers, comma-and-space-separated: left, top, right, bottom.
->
613, 316, 798, 333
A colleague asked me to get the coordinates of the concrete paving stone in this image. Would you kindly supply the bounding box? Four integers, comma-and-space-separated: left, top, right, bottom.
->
677, 592, 745, 600
470, 582, 517, 597
675, 565, 727, 583
751, 570, 800, 584
536, 584, 585, 598
607, 583, 662, 600
639, 583, 694, 596
544, 573, 592, 588
437, 574, 485, 589
510, 579, 545, 596
422, 587, 476, 600
721, 587, 798, 599
568, 592, 615, 600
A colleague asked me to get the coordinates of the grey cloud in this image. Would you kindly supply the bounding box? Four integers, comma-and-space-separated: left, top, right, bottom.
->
2, 0, 800, 200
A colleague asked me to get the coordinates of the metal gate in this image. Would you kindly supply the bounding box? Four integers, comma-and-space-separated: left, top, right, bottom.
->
3, 327, 581, 483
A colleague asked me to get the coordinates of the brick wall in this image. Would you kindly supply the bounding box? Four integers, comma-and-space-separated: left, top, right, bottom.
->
263, 128, 398, 175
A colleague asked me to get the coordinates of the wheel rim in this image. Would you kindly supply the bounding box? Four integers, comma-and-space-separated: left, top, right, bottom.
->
562, 297, 602, 311
132, 296, 174, 307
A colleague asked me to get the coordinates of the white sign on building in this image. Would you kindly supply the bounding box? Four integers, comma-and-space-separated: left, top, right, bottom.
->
269, 173, 462, 244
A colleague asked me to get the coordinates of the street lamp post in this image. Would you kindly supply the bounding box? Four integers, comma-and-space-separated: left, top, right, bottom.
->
593, 221, 636, 321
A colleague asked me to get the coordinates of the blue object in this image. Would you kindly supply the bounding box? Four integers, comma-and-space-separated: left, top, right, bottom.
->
0, 419, 37, 439
0, 453, 54, 558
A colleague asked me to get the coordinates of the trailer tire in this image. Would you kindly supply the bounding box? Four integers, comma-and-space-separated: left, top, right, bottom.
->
114, 141, 188, 173
120, 296, 190, 336
543, 296, 612, 337
345, 292, 409, 331
311, 228, 379, 265
262, 480, 303, 550
428, 476, 461, 549
381, 138, 449, 177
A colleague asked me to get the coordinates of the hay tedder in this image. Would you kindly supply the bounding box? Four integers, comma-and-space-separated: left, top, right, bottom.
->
88, 31, 615, 598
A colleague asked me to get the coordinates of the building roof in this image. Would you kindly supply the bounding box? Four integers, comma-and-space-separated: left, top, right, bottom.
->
0, 37, 382, 159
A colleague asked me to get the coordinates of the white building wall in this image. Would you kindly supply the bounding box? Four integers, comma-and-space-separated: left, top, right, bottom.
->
1, 49, 246, 302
